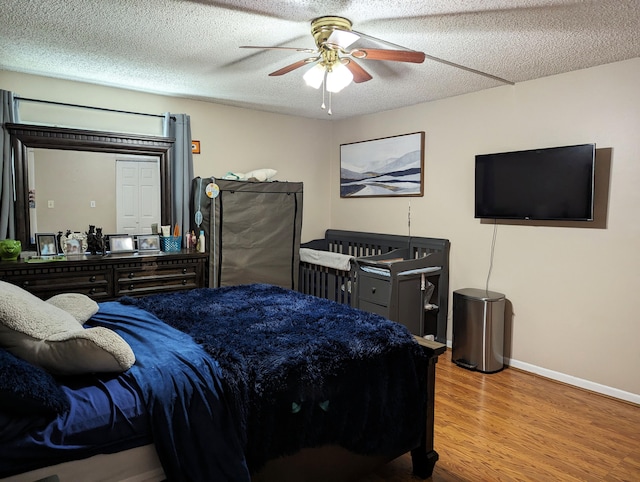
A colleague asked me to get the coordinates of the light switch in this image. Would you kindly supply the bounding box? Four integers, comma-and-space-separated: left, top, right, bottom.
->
48, 200, 54, 208
90, 200, 96, 208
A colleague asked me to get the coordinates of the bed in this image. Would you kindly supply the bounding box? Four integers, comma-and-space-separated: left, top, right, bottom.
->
0, 281, 445, 482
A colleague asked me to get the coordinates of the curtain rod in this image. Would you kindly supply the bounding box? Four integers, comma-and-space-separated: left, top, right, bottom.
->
15, 96, 175, 120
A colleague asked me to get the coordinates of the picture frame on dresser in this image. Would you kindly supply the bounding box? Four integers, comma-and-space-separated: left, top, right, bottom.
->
109, 235, 135, 253
36, 233, 58, 256
61, 233, 87, 256
137, 234, 160, 252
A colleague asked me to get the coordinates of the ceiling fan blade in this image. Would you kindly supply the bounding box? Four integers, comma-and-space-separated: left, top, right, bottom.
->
350, 48, 426, 63
240, 46, 317, 54
344, 59, 372, 83
350, 28, 513, 84
423, 53, 515, 85
326, 29, 360, 49
269, 58, 316, 77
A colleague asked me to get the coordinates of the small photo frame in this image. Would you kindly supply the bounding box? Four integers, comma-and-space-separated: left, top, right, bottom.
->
109, 235, 135, 253
192, 140, 201, 154
104, 234, 126, 252
36, 233, 58, 256
61, 233, 87, 256
138, 234, 160, 252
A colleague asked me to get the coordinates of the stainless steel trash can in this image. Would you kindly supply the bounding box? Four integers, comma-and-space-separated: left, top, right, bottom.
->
452, 288, 505, 373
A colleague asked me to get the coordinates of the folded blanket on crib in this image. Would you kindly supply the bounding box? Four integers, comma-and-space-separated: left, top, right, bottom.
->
300, 247, 354, 271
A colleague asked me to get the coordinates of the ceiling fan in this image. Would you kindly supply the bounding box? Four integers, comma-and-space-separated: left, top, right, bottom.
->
241, 16, 513, 114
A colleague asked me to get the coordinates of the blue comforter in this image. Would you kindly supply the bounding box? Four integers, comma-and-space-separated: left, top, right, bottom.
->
121, 284, 429, 473
0, 301, 249, 482
2, 284, 427, 481
90, 302, 250, 481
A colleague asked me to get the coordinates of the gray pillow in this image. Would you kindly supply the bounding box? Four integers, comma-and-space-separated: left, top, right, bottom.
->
47, 293, 99, 324
0, 281, 135, 375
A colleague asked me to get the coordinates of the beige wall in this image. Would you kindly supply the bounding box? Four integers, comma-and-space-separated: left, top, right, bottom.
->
331, 58, 640, 400
2, 59, 638, 401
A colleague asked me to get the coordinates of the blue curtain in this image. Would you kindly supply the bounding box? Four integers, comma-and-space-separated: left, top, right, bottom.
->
0, 90, 17, 240
163, 113, 194, 240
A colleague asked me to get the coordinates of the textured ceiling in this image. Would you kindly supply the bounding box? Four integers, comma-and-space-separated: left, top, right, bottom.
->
1, 0, 639, 120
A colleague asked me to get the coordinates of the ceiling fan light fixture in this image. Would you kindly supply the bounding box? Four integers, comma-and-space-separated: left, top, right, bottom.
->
326, 60, 353, 93
303, 63, 325, 89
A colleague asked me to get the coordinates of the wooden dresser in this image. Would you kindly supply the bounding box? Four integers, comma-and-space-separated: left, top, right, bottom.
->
0, 251, 208, 301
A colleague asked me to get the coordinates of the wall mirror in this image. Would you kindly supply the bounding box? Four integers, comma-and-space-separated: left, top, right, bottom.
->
6, 123, 174, 249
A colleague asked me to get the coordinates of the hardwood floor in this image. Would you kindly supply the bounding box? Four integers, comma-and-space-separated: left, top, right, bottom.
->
359, 349, 640, 482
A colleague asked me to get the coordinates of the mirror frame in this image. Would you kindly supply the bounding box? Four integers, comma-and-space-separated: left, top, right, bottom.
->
6, 123, 174, 249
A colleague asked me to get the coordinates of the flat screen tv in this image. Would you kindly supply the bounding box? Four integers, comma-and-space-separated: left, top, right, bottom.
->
475, 144, 595, 221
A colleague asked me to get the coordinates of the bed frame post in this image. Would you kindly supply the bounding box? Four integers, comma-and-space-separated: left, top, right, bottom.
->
411, 338, 446, 479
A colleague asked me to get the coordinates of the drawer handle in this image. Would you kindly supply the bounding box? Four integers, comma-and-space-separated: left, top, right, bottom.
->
129, 284, 134, 290
182, 279, 187, 285
89, 288, 96, 294
22, 280, 30, 287
89, 275, 96, 282
128, 272, 135, 279
182, 268, 187, 274
371, 287, 376, 294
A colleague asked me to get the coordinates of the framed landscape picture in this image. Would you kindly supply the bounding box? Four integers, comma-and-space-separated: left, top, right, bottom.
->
340, 132, 425, 198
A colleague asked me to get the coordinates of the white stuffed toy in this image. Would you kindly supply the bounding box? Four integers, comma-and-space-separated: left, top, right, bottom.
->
222, 168, 277, 182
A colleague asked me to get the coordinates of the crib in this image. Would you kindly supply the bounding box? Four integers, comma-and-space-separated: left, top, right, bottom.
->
298, 230, 450, 343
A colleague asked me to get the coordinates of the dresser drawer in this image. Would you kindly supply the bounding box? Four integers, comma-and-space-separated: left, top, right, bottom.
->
8, 270, 112, 300
0, 251, 207, 301
115, 262, 199, 296
358, 274, 391, 306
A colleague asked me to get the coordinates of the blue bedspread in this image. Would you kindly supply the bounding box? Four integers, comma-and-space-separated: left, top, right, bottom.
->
90, 302, 250, 482
2, 284, 427, 481
121, 284, 429, 473
0, 301, 249, 482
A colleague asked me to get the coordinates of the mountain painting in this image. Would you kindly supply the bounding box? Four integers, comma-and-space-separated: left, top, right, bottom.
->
340, 132, 424, 198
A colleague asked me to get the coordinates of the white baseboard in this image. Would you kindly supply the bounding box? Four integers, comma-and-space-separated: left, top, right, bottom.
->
444, 340, 640, 405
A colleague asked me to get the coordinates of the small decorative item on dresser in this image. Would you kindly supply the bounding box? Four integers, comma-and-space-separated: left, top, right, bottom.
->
86, 225, 106, 255
197, 231, 205, 253
160, 236, 182, 252
0, 239, 21, 261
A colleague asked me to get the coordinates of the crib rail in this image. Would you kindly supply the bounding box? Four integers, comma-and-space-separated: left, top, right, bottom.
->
298, 261, 355, 306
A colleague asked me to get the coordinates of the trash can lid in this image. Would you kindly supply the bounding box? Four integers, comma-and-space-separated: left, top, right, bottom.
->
454, 288, 505, 302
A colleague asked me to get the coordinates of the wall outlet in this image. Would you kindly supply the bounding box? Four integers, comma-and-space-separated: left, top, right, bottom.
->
90, 200, 96, 208
47, 200, 54, 208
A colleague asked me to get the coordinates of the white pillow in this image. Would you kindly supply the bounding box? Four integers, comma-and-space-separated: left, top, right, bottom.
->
47, 293, 99, 324
222, 168, 277, 182
0, 281, 134, 375
244, 168, 277, 181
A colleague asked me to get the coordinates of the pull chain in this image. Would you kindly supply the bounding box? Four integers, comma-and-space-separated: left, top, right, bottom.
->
321, 71, 327, 110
